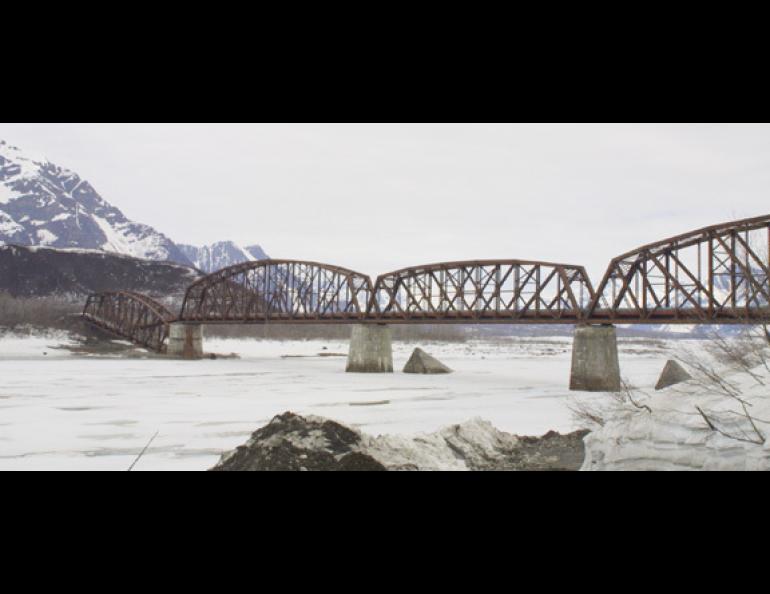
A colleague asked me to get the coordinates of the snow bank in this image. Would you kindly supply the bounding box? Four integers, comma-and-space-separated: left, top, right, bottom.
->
362, 418, 522, 470
581, 364, 770, 471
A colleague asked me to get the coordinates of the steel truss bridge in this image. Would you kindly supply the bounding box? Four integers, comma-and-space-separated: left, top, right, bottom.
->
83, 215, 770, 352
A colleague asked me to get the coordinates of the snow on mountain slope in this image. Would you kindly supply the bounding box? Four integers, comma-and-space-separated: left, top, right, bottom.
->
178, 241, 268, 273
0, 140, 192, 265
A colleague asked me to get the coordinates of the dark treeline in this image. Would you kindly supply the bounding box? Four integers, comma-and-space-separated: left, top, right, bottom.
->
0, 293, 470, 342
0, 293, 81, 332
203, 323, 469, 342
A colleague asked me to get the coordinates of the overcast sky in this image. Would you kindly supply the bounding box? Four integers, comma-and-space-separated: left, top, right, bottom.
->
1, 123, 768, 280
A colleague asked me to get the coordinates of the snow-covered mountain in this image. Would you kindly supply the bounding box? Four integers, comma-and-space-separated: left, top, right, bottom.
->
0, 140, 268, 274
0, 140, 194, 265
178, 242, 268, 273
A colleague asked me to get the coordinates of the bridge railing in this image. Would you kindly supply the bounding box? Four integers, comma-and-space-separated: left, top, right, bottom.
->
178, 259, 375, 323
82, 291, 174, 352
371, 260, 595, 323
586, 214, 770, 323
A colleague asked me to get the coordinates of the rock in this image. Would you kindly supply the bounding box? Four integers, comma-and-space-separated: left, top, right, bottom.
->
655, 360, 692, 390
403, 348, 452, 374
210, 412, 587, 471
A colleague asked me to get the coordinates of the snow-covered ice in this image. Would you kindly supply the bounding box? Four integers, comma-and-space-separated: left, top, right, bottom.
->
581, 355, 770, 471
0, 333, 679, 471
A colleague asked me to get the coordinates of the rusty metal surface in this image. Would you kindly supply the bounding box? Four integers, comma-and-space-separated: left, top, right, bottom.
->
175, 258, 594, 324
82, 291, 174, 352
178, 259, 375, 323
372, 260, 595, 323
587, 214, 770, 323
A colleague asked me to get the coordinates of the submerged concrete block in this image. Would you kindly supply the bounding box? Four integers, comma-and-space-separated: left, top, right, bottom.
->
403, 348, 452, 374
167, 323, 204, 359
346, 324, 393, 373
569, 324, 621, 392
655, 360, 692, 390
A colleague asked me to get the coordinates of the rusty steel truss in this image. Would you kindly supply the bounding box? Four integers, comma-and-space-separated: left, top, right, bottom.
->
372, 260, 594, 323
82, 291, 174, 352
174, 258, 594, 324
586, 214, 770, 323
81, 215, 770, 351
178, 260, 375, 323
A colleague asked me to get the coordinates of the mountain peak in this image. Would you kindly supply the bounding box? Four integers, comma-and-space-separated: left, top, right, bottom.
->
178, 241, 269, 273
1, 139, 193, 265
1, 140, 269, 274
0, 140, 51, 190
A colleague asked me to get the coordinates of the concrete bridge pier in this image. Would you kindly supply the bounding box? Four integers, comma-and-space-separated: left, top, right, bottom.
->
346, 324, 393, 373
569, 324, 621, 392
167, 323, 204, 359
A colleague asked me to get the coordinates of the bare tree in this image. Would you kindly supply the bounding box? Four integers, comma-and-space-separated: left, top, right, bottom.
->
0, 292, 81, 332
571, 329, 768, 449
569, 380, 652, 429
680, 330, 768, 446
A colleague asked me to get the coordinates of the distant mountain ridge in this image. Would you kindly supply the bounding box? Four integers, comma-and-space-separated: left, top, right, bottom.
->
0, 140, 267, 273
178, 242, 268, 273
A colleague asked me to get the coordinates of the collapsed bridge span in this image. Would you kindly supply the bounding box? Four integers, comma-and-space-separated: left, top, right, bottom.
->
82, 291, 174, 353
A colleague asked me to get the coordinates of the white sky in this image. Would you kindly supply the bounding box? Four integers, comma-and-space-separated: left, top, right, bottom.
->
1, 123, 768, 280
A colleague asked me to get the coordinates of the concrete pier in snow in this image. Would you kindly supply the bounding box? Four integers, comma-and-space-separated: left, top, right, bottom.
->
346, 324, 393, 373
167, 323, 204, 359
569, 324, 621, 392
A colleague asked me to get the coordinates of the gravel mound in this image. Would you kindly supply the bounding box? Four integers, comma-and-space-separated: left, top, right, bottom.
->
211, 412, 587, 471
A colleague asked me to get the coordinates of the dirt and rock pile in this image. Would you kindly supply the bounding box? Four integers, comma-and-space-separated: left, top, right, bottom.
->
211, 412, 587, 471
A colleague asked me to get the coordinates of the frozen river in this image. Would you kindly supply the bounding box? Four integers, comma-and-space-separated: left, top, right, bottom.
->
0, 333, 680, 470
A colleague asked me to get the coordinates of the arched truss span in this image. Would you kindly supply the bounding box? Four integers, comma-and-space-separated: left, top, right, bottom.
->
80, 215, 770, 331
587, 214, 770, 323
82, 291, 174, 352
178, 260, 375, 323
372, 260, 595, 323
